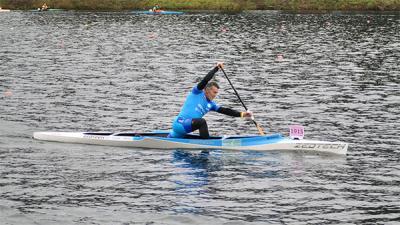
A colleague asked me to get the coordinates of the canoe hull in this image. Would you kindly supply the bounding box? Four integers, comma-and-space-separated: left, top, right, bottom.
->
33, 131, 348, 155
30, 9, 64, 12
131, 10, 184, 15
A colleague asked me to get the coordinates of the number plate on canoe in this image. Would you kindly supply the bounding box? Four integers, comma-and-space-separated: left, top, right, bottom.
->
289, 125, 304, 140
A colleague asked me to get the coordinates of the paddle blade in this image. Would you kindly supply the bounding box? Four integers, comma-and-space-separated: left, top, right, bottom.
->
252, 120, 265, 135
256, 125, 265, 136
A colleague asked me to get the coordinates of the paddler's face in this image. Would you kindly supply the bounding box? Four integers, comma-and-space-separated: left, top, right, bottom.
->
205, 86, 219, 100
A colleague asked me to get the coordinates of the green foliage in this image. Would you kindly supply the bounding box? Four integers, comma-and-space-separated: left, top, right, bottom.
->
1, 0, 399, 11
261, 0, 399, 10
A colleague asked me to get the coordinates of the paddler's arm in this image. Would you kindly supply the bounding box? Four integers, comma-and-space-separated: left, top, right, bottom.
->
217, 107, 253, 118
197, 62, 223, 90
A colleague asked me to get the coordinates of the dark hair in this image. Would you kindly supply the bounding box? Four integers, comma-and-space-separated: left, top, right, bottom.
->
206, 81, 219, 89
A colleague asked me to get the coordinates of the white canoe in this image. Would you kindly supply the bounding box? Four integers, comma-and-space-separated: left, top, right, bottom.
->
33, 131, 348, 155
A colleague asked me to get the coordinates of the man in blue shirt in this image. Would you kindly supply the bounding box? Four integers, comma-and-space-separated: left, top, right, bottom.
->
169, 62, 253, 139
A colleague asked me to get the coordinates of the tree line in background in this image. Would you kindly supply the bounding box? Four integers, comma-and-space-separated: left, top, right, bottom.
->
1, 0, 399, 11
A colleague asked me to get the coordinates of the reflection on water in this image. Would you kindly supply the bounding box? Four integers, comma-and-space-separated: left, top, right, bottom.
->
0, 10, 399, 225
172, 150, 214, 193
171, 150, 213, 214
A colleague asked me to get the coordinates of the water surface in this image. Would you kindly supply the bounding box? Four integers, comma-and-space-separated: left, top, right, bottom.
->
0, 11, 399, 224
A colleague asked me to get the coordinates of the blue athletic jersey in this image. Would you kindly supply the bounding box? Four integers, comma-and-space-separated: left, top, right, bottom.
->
177, 86, 220, 119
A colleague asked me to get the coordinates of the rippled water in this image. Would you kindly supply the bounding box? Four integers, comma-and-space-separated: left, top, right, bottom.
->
1, 11, 399, 224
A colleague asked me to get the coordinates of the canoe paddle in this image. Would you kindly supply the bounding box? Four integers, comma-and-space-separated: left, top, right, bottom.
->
219, 67, 266, 135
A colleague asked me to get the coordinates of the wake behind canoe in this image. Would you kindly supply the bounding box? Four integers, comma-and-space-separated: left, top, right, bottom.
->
33, 131, 348, 155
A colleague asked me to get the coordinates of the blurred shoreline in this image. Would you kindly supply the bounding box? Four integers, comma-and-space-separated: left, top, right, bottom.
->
1, 0, 399, 12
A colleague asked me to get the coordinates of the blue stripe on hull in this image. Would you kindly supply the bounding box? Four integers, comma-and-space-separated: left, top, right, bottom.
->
133, 133, 284, 147
131, 11, 184, 15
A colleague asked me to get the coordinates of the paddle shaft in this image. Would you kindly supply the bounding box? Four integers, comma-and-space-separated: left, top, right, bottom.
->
219, 67, 265, 135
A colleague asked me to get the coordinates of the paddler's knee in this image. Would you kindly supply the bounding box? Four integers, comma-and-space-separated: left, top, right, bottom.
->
191, 118, 207, 129
192, 118, 209, 139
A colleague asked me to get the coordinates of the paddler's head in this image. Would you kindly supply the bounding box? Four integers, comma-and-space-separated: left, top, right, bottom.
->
205, 81, 219, 101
